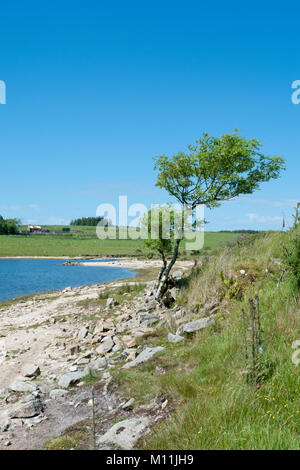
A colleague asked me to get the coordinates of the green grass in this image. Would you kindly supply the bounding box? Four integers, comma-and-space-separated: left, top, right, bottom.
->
108, 229, 300, 450
0, 226, 239, 257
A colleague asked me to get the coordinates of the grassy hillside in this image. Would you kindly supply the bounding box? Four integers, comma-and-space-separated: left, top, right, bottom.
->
0, 227, 239, 257
111, 229, 300, 449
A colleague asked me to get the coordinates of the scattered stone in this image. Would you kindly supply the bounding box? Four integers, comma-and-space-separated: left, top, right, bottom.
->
90, 357, 107, 370
161, 399, 168, 409
112, 343, 122, 353
176, 316, 216, 336
0, 417, 10, 433
58, 370, 86, 388
69, 344, 80, 355
97, 416, 150, 450
25, 415, 47, 427
139, 312, 160, 326
8, 380, 38, 393
168, 332, 184, 343
50, 389, 69, 399
22, 364, 40, 378
78, 327, 89, 341
121, 336, 136, 348
122, 398, 135, 410
106, 298, 119, 309
123, 347, 164, 369
76, 358, 90, 365
172, 308, 186, 320
9, 397, 45, 419
96, 336, 114, 356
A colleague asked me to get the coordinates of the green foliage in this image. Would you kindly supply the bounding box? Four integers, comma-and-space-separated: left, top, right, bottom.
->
140, 230, 300, 450
292, 203, 300, 229
70, 216, 104, 226
0, 215, 20, 235
154, 131, 285, 208
141, 205, 179, 259
98, 283, 145, 299
220, 270, 241, 299
44, 435, 81, 450
283, 234, 300, 289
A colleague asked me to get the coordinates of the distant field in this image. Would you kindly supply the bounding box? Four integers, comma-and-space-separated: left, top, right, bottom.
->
0, 226, 240, 257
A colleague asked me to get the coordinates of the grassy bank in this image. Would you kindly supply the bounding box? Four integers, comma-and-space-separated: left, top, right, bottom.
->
109, 229, 300, 449
0, 228, 239, 257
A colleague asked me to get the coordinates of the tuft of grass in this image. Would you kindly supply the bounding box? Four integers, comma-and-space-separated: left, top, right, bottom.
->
81, 370, 102, 386
44, 435, 81, 450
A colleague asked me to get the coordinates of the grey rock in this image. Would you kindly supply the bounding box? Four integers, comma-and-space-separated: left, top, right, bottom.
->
168, 332, 184, 343
123, 347, 164, 369
112, 343, 122, 353
176, 316, 216, 336
106, 297, 119, 308
96, 336, 114, 356
90, 357, 108, 370
22, 364, 40, 378
122, 398, 135, 410
78, 327, 88, 341
97, 416, 150, 450
146, 299, 159, 309
8, 380, 38, 393
69, 344, 80, 355
50, 389, 69, 398
58, 370, 86, 388
9, 397, 45, 418
139, 312, 160, 326
76, 358, 90, 365
172, 308, 186, 320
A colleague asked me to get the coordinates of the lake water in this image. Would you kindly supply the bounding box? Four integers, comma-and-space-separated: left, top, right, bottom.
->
0, 259, 136, 302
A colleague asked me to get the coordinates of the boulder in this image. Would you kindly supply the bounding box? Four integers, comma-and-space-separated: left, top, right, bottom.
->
123, 347, 164, 369
106, 298, 119, 309
96, 336, 114, 356
9, 397, 45, 418
90, 357, 108, 370
97, 416, 150, 450
121, 335, 136, 348
168, 332, 184, 343
78, 327, 89, 341
58, 370, 86, 388
176, 316, 216, 336
50, 389, 69, 399
139, 312, 160, 326
69, 344, 80, 355
22, 364, 40, 378
8, 380, 38, 393
122, 398, 135, 410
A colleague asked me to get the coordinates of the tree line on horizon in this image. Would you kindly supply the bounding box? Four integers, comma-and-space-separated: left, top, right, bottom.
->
0, 216, 20, 234
70, 216, 104, 226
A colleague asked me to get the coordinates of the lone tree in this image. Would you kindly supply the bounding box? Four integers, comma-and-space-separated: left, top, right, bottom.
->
154, 131, 285, 300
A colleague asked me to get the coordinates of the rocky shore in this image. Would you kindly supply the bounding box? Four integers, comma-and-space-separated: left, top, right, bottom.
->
0, 259, 217, 450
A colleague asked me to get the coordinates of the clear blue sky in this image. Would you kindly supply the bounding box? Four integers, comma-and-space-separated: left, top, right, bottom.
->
0, 0, 299, 231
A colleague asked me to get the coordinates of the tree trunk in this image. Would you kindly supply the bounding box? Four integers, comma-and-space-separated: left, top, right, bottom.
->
155, 238, 181, 301
157, 252, 167, 283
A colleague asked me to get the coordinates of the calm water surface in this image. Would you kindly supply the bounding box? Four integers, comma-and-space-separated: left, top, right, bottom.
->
0, 259, 136, 302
